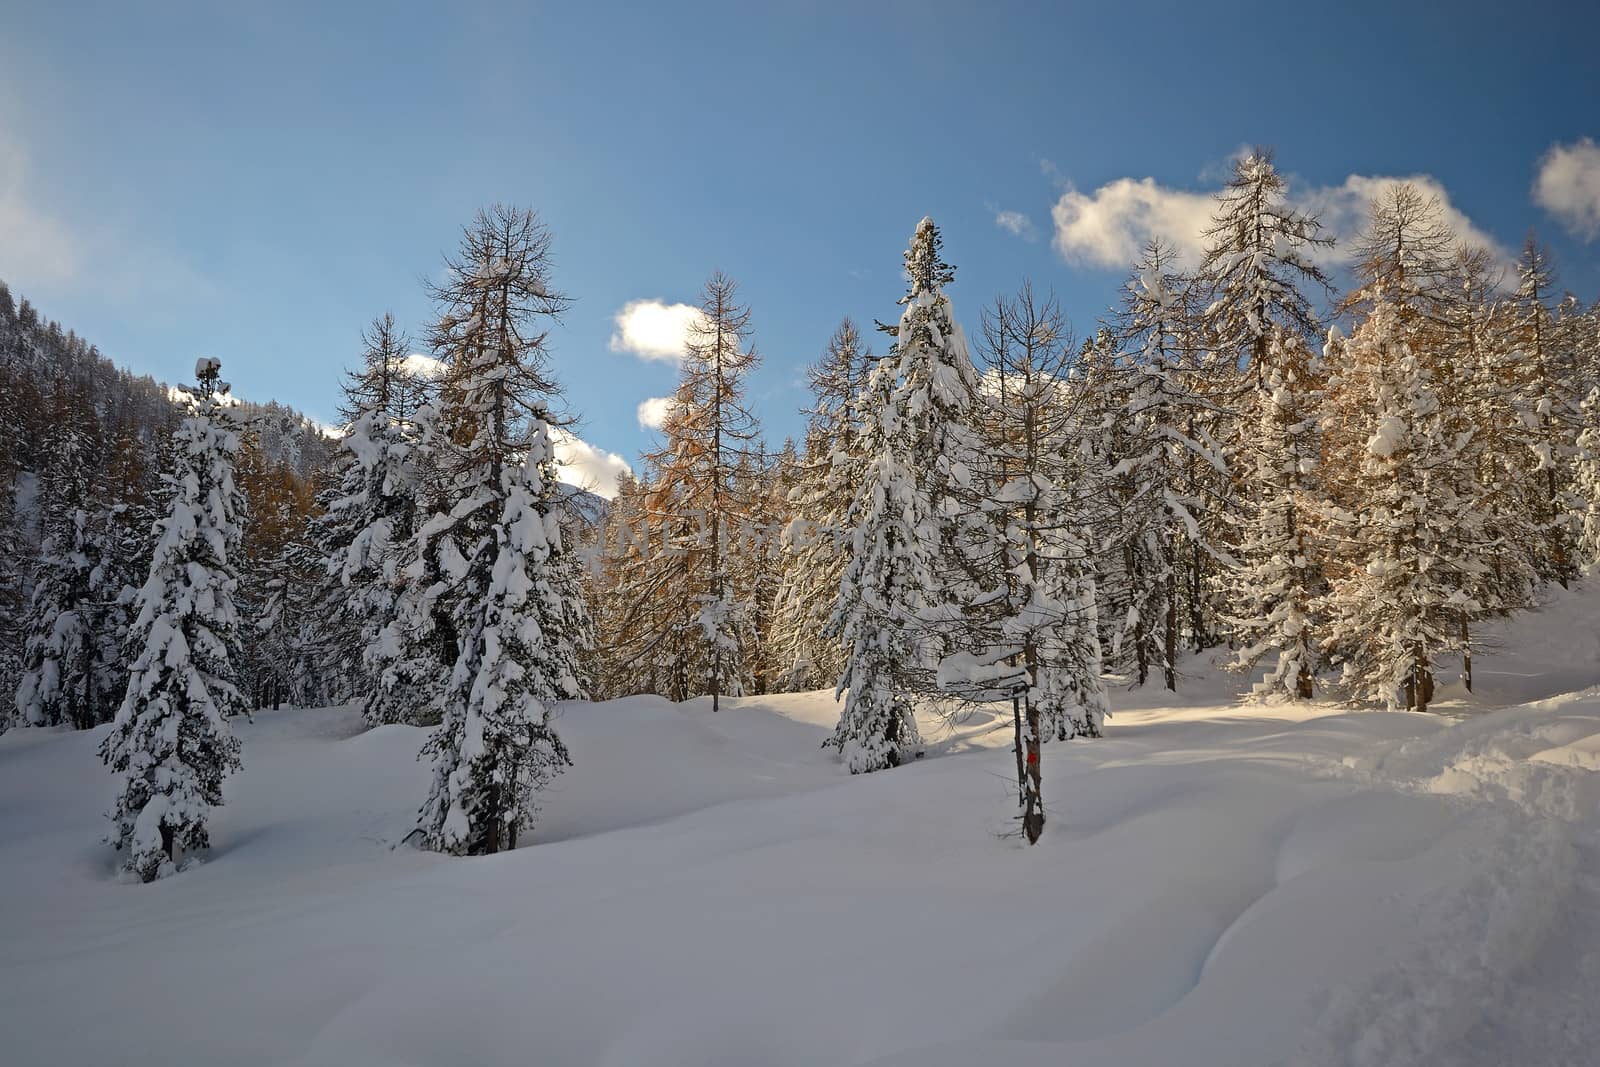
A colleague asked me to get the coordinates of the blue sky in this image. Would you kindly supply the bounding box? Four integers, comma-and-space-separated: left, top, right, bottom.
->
3, 0, 1597, 493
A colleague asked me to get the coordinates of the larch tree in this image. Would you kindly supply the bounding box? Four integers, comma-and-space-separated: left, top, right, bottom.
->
585, 470, 670, 699
1316, 294, 1488, 711
1103, 241, 1228, 690
636, 272, 763, 710
413, 205, 592, 856
1336, 184, 1534, 691
98, 358, 247, 882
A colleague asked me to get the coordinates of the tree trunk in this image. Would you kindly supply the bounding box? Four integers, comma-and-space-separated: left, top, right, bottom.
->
1021, 696, 1044, 845
1163, 544, 1178, 691
1460, 613, 1473, 693
1012, 694, 1025, 805
482, 781, 501, 855
1407, 654, 1434, 713
1127, 543, 1148, 687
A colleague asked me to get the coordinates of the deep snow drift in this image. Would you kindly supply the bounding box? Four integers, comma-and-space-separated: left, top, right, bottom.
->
4, 589, 1600, 1066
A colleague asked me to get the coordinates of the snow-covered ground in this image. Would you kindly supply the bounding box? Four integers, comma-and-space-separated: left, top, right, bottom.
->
5, 590, 1600, 1065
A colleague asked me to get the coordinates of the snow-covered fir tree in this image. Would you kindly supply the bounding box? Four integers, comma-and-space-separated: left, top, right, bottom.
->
412, 205, 592, 855
318, 313, 432, 724
1219, 331, 1325, 700
1198, 151, 1332, 699
13, 405, 125, 729
417, 423, 583, 854
769, 318, 870, 691
823, 354, 927, 772
1576, 385, 1600, 564
1502, 237, 1583, 587
744, 441, 795, 694
826, 216, 981, 771
1431, 244, 1540, 686
98, 357, 247, 882
879, 217, 986, 668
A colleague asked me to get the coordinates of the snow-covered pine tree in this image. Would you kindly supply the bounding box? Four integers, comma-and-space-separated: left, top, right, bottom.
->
1198, 151, 1332, 700
0, 428, 22, 716
1338, 185, 1536, 687
1430, 245, 1538, 687
1071, 327, 1138, 664
879, 217, 985, 669
743, 441, 795, 694
942, 283, 1109, 842
417, 422, 582, 854
413, 205, 592, 855
1102, 241, 1228, 690
823, 355, 927, 772
98, 357, 247, 882
1317, 294, 1489, 711
770, 318, 870, 691
1502, 236, 1583, 587
251, 534, 332, 709
826, 217, 981, 771
1219, 331, 1325, 700
1576, 385, 1600, 564
14, 396, 124, 729
318, 314, 433, 724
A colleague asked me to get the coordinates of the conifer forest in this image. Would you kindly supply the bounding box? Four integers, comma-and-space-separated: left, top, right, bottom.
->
4, 5, 1600, 1063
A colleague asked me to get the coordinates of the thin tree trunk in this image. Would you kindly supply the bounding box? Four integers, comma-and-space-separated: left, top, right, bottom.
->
1022, 695, 1044, 845
1163, 542, 1178, 691
1012, 693, 1025, 805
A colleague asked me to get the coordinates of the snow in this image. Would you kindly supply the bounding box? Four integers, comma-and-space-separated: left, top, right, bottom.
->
5, 593, 1600, 1063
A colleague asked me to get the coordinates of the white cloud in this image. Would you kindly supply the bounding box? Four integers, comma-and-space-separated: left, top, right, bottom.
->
1050, 170, 1510, 273
609, 299, 704, 362
636, 395, 676, 430
0, 128, 79, 285
1534, 138, 1600, 241
550, 427, 631, 500
992, 208, 1038, 241
1051, 178, 1215, 269
1297, 173, 1511, 270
